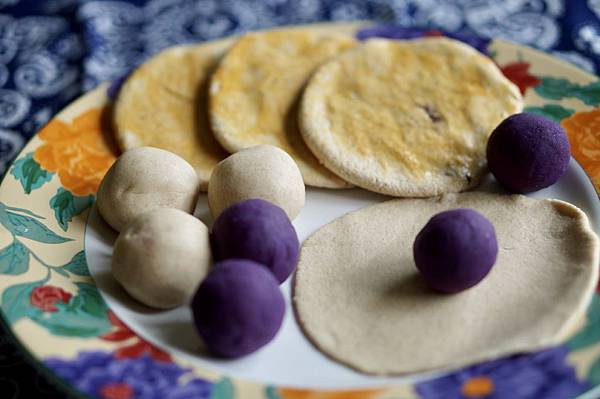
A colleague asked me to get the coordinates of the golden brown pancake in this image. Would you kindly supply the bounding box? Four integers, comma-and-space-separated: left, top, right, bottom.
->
209, 28, 357, 188
114, 40, 231, 190
300, 38, 523, 197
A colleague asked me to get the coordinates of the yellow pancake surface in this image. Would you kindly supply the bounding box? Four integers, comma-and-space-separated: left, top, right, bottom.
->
209, 28, 357, 188
300, 38, 523, 197
114, 41, 231, 190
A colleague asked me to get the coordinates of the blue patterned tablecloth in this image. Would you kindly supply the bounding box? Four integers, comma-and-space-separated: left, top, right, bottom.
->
1, 1, 600, 398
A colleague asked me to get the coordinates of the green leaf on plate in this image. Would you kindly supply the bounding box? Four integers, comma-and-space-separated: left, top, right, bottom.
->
0, 240, 29, 275
52, 268, 69, 277
1, 280, 43, 323
524, 104, 575, 122
535, 78, 600, 105
71, 282, 109, 318
34, 307, 111, 337
10, 153, 53, 194
211, 378, 234, 399
3, 205, 45, 220
31, 282, 110, 337
61, 251, 89, 276
49, 188, 94, 231
265, 386, 282, 399
587, 355, 600, 385
568, 295, 600, 351
0, 204, 72, 244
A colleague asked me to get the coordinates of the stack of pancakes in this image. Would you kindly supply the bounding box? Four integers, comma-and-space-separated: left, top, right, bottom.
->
112, 22, 522, 196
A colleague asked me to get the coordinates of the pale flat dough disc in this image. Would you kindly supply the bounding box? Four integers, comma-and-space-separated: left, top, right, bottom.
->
294, 192, 599, 375
114, 40, 231, 190
299, 38, 523, 197
209, 28, 357, 188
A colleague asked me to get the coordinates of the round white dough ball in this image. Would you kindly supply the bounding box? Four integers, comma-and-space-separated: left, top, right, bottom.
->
97, 147, 200, 231
112, 208, 212, 309
208, 145, 305, 220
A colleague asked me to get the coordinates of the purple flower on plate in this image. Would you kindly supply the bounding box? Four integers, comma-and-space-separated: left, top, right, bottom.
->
415, 347, 589, 399
356, 26, 491, 55
45, 351, 213, 399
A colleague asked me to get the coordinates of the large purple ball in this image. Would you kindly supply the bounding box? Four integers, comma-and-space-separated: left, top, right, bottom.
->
413, 209, 498, 294
191, 259, 285, 358
487, 113, 570, 193
211, 199, 299, 283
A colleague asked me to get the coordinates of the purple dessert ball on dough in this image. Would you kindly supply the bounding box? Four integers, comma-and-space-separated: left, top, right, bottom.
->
191, 259, 285, 358
487, 113, 570, 193
212, 199, 299, 283
413, 209, 498, 294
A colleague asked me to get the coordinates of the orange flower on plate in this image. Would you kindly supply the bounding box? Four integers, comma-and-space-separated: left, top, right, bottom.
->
277, 388, 381, 399
33, 108, 116, 196
561, 108, 600, 192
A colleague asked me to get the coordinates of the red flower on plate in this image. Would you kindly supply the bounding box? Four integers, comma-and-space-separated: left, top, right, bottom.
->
100, 311, 171, 362
99, 382, 134, 399
30, 285, 72, 312
500, 62, 540, 95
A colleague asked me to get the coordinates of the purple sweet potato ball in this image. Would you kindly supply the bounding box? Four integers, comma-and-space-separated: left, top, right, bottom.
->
413, 209, 498, 294
191, 259, 285, 358
487, 113, 570, 193
211, 199, 299, 283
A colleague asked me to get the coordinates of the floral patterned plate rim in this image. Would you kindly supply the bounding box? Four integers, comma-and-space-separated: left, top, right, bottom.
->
0, 24, 600, 399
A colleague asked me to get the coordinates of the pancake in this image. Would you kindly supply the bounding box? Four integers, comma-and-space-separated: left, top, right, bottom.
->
113, 40, 231, 190
294, 192, 599, 375
209, 28, 357, 188
299, 38, 523, 197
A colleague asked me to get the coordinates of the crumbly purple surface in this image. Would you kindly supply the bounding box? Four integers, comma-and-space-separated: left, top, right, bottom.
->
487, 113, 571, 194
413, 208, 498, 294
191, 259, 285, 358
211, 199, 299, 283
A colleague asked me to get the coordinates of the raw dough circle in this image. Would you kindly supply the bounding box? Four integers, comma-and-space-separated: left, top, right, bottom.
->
208, 145, 305, 220
209, 28, 356, 188
299, 38, 523, 197
113, 42, 230, 190
294, 192, 599, 375
97, 147, 200, 232
112, 208, 212, 309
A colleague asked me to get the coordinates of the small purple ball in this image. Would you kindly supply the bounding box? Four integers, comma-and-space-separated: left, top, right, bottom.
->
211, 199, 299, 283
413, 209, 498, 294
487, 113, 570, 193
191, 259, 285, 358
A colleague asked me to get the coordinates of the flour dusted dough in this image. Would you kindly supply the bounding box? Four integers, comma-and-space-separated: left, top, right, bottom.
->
208, 145, 305, 220
97, 147, 200, 232
209, 28, 356, 188
300, 38, 523, 197
112, 208, 212, 309
294, 192, 599, 374
114, 41, 230, 190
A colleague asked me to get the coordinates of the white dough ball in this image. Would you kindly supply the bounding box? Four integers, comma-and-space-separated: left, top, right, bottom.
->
97, 147, 200, 231
112, 208, 212, 309
208, 145, 305, 220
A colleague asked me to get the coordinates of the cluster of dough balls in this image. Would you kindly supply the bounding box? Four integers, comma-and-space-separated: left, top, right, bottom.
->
194, 144, 303, 357
193, 197, 299, 357
97, 144, 304, 357
97, 147, 211, 309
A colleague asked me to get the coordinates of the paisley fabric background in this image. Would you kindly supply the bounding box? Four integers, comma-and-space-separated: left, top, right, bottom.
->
0, 0, 599, 397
